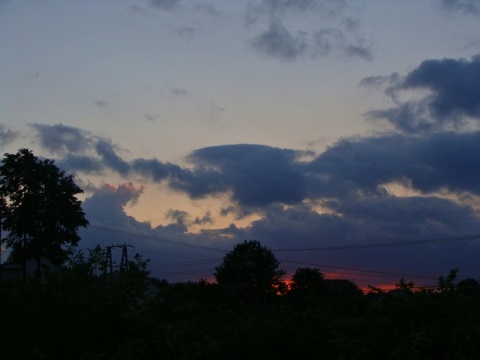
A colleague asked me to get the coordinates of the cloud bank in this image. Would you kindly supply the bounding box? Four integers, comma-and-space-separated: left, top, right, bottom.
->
3, 51, 480, 287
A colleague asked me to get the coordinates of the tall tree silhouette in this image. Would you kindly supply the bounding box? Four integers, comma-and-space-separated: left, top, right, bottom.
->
214, 240, 285, 296
0, 148, 88, 268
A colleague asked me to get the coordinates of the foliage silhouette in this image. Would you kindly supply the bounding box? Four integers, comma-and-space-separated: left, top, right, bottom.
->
1, 266, 480, 359
0, 148, 88, 267
214, 239, 285, 299
288, 267, 327, 310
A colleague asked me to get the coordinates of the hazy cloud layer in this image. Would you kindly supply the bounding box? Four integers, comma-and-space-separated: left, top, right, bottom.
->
148, 0, 179, 11
182, 144, 307, 207
0, 124, 19, 148
252, 19, 307, 61
438, 0, 480, 15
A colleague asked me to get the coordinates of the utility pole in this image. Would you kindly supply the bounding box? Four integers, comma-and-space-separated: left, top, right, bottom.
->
119, 243, 133, 273
105, 243, 134, 279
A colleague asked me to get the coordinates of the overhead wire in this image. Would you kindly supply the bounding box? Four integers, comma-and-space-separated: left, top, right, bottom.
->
272, 234, 480, 252
85, 224, 471, 282
87, 224, 228, 254
279, 258, 437, 280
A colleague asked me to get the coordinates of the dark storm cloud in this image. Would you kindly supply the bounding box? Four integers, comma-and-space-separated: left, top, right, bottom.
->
181, 144, 308, 207
30, 123, 92, 155
401, 55, 480, 119
366, 54, 480, 133
168, 166, 228, 199
245, 196, 480, 250
251, 19, 307, 61
438, 0, 480, 15
307, 131, 480, 197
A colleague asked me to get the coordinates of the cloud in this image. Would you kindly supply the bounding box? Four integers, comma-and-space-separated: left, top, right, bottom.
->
312, 28, 372, 60
344, 43, 372, 60
438, 0, 480, 15
366, 54, 480, 133
94, 99, 109, 108
95, 139, 131, 176
193, 211, 214, 225
57, 155, 104, 174
30, 123, 92, 156
179, 144, 308, 207
401, 55, 480, 119
51, 127, 480, 285
165, 208, 189, 224
171, 87, 190, 96
245, 0, 345, 24
82, 183, 146, 228
148, 0, 179, 11
173, 26, 196, 39
30, 124, 480, 211
26, 124, 480, 284
245, 0, 371, 61
251, 19, 307, 61
193, 4, 221, 17
0, 124, 19, 148
312, 28, 344, 56
366, 102, 434, 134
359, 73, 400, 89
307, 131, 480, 197
144, 113, 161, 122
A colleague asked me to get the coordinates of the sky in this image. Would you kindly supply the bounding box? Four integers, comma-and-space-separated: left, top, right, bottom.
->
1, 0, 480, 289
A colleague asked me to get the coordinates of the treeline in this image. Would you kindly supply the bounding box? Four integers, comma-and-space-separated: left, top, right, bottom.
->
0, 149, 479, 359
1, 262, 479, 359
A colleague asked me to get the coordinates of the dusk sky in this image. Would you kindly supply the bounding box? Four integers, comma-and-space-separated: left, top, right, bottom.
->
2, 0, 480, 289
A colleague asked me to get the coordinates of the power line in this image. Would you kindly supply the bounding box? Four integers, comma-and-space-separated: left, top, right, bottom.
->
87, 224, 228, 254
279, 258, 437, 280
272, 234, 480, 252
85, 224, 456, 282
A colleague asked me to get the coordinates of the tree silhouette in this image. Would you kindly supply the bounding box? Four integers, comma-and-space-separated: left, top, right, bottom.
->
290, 267, 326, 293
288, 267, 327, 309
214, 240, 285, 296
0, 148, 88, 268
